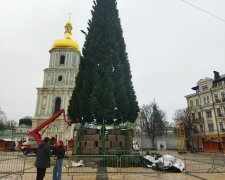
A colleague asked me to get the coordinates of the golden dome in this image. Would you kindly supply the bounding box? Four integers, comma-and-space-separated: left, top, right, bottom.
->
52, 19, 79, 51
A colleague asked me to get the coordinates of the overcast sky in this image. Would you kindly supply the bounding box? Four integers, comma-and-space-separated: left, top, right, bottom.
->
0, 0, 225, 122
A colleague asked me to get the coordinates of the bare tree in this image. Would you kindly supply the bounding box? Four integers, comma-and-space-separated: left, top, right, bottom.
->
173, 108, 198, 150
173, 108, 189, 122
0, 107, 7, 130
173, 108, 190, 136
141, 102, 167, 149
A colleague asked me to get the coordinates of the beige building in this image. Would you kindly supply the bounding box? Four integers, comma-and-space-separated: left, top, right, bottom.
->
185, 71, 225, 147
32, 19, 80, 143
16, 124, 31, 134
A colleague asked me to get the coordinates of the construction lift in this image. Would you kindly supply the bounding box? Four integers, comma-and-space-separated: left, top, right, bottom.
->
21, 109, 71, 155
176, 120, 187, 153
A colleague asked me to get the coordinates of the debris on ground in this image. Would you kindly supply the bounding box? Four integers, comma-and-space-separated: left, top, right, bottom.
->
142, 153, 185, 172
65, 160, 84, 168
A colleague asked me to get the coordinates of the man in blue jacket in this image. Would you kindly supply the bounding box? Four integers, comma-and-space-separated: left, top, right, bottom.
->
35, 137, 51, 180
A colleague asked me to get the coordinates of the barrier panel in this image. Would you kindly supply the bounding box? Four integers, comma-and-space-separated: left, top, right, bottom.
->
138, 150, 225, 173
119, 155, 159, 175
0, 150, 225, 178
0, 153, 26, 178
212, 153, 225, 172
67, 155, 118, 177
184, 153, 214, 172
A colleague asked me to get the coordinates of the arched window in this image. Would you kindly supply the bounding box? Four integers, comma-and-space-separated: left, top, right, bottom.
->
58, 75, 63, 81
54, 97, 61, 113
60, 55, 65, 64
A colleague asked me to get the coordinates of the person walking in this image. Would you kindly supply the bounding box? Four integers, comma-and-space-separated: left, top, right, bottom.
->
35, 137, 51, 180
53, 140, 65, 180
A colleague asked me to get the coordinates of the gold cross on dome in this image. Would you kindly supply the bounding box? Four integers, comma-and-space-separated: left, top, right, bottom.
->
68, 12, 72, 20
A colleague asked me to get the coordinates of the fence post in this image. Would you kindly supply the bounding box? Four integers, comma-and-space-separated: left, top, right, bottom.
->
223, 153, 225, 167
116, 156, 119, 175
67, 156, 69, 176
211, 153, 215, 171
184, 157, 187, 174
119, 156, 122, 175
224, 154, 225, 167
23, 155, 26, 175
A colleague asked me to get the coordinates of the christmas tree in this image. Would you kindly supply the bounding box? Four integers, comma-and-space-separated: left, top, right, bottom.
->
68, 0, 139, 125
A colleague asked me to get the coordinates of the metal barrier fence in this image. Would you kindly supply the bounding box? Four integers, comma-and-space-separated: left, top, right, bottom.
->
184, 153, 214, 172
66, 151, 225, 176
67, 155, 118, 177
210, 153, 225, 172
119, 155, 159, 174
67, 154, 179, 177
0, 153, 26, 178
0, 150, 225, 178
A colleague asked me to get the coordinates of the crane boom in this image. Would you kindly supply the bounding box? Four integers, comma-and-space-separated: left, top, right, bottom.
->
28, 109, 71, 144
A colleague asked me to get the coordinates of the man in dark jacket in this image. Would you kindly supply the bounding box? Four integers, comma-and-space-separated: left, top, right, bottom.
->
35, 137, 51, 180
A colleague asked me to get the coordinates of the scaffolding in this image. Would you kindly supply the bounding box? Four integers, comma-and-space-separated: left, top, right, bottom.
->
176, 120, 187, 153
73, 124, 134, 155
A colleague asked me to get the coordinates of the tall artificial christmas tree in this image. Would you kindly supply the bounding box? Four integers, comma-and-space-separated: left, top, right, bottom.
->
68, 0, 139, 125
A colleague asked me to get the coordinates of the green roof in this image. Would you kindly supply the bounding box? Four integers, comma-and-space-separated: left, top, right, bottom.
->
0, 130, 15, 136
18, 124, 31, 128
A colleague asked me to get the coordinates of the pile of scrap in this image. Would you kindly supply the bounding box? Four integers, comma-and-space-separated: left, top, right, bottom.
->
142, 153, 185, 172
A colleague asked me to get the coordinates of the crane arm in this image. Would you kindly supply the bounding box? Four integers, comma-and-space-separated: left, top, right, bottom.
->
28, 109, 71, 144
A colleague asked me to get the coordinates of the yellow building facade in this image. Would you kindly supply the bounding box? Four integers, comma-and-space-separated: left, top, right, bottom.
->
185, 71, 225, 148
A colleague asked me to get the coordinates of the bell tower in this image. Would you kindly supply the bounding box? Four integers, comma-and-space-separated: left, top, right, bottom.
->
32, 19, 80, 142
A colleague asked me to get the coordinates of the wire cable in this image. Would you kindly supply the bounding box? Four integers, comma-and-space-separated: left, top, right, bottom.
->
181, 0, 225, 23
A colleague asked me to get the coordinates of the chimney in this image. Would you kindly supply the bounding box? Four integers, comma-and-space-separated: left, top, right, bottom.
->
213, 71, 220, 80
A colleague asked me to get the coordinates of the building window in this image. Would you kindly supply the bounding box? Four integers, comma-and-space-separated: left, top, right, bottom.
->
202, 85, 208, 91
196, 99, 199, 106
72, 59, 76, 66
217, 108, 222, 117
214, 94, 220, 103
54, 97, 61, 113
60, 55, 65, 64
200, 125, 203, 132
198, 112, 201, 119
221, 92, 225, 102
219, 122, 224, 131
203, 97, 206, 105
208, 123, 214, 131
58, 75, 63, 81
190, 100, 193, 107
191, 113, 195, 120
206, 110, 212, 118
218, 81, 223, 87
207, 96, 210, 104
